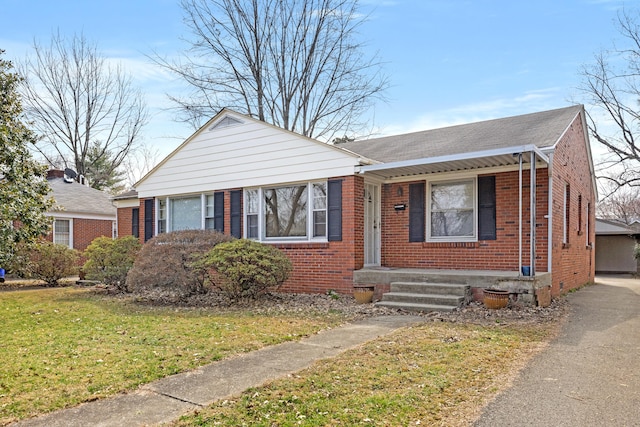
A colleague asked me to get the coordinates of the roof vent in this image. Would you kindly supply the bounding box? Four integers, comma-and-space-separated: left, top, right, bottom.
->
209, 115, 243, 131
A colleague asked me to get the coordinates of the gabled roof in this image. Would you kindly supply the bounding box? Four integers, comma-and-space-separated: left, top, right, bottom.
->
340, 105, 583, 163
48, 177, 116, 218
135, 108, 370, 192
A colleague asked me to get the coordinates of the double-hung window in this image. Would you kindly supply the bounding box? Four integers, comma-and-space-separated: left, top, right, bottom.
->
429, 179, 476, 240
245, 182, 328, 241
53, 218, 72, 248
157, 193, 222, 234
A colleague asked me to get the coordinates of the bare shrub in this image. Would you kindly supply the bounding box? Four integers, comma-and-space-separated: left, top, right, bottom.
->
126, 230, 234, 299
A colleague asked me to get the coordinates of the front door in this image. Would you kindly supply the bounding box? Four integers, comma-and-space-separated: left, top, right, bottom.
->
364, 183, 381, 266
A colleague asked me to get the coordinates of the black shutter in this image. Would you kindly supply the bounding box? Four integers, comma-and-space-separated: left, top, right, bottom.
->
478, 176, 497, 240
409, 183, 425, 242
131, 208, 139, 238
327, 179, 342, 241
214, 191, 225, 232
230, 190, 242, 238
144, 199, 153, 242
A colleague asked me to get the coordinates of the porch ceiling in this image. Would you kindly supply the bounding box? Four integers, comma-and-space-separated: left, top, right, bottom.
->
357, 145, 549, 180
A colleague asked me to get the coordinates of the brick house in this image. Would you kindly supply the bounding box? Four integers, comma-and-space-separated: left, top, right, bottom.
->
46, 170, 116, 251
115, 105, 596, 307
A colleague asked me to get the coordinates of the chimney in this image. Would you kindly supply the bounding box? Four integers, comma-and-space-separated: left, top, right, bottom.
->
47, 169, 64, 180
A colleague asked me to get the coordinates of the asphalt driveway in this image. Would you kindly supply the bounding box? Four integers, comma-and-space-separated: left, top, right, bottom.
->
475, 275, 640, 426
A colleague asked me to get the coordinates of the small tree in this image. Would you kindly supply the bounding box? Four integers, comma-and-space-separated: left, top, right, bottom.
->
197, 239, 292, 299
13, 240, 79, 286
82, 236, 141, 290
0, 50, 53, 268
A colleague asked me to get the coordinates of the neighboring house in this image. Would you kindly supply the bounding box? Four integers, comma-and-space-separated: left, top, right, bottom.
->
114, 105, 596, 306
46, 170, 116, 251
595, 218, 639, 274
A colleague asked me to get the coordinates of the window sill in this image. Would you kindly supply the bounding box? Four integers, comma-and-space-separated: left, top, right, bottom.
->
422, 241, 478, 248
270, 242, 330, 250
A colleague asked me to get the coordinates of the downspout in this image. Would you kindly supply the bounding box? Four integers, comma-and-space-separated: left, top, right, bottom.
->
519, 153, 523, 275
530, 151, 536, 277
547, 152, 554, 273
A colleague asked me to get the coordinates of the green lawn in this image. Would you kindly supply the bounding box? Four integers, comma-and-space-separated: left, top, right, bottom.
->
173, 322, 554, 427
0, 287, 347, 424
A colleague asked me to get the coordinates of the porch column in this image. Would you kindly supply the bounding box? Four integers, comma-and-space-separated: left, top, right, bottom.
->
530, 151, 536, 276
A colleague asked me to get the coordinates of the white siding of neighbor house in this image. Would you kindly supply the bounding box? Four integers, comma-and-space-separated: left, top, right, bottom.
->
136, 112, 362, 198
595, 235, 637, 273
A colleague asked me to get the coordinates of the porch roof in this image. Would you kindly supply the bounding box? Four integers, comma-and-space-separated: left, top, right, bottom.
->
355, 144, 550, 180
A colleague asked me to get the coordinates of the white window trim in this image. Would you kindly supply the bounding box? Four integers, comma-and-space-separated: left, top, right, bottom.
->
426, 177, 478, 242
53, 218, 73, 248
157, 194, 220, 234
244, 181, 328, 243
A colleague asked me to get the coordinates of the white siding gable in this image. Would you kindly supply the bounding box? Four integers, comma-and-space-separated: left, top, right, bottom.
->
137, 111, 362, 198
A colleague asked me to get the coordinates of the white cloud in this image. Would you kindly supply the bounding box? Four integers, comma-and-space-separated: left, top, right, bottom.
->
375, 88, 563, 137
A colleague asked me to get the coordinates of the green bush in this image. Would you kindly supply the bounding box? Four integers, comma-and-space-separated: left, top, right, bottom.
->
126, 229, 235, 299
82, 236, 141, 290
197, 239, 292, 299
12, 240, 79, 286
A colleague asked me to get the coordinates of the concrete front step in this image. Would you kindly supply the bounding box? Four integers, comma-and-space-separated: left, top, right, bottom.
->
375, 300, 458, 313
380, 292, 465, 306
375, 281, 470, 313
390, 282, 469, 296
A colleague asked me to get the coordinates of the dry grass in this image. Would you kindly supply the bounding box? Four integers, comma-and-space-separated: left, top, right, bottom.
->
174, 322, 558, 426
0, 287, 348, 425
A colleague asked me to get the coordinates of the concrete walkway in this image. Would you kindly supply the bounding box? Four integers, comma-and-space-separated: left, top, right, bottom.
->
13, 315, 422, 427
475, 275, 640, 426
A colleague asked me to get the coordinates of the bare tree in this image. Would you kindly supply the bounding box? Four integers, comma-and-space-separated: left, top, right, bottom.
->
597, 179, 640, 223
580, 9, 640, 191
121, 142, 162, 188
19, 32, 148, 190
157, 0, 387, 140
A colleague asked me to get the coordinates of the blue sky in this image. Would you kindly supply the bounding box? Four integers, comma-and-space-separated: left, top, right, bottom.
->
0, 0, 633, 160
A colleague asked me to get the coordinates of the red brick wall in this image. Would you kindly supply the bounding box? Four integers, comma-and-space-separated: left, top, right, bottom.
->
380, 171, 549, 272
549, 113, 596, 295
45, 218, 113, 251
118, 177, 364, 294
118, 207, 134, 238
275, 175, 364, 294
72, 218, 114, 251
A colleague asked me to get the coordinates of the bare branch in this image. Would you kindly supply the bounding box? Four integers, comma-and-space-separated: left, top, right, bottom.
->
153, 0, 387, 139
18, 32, 149, 190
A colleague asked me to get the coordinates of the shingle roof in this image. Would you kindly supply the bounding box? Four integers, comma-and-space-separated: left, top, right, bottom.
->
596, 218, 640, 236
48, 178, 116, 217
340, 105, 583, 163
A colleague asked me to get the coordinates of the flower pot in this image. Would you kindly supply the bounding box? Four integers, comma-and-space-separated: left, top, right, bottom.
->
483, 289, 509, 309
353, 287, 375, 304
